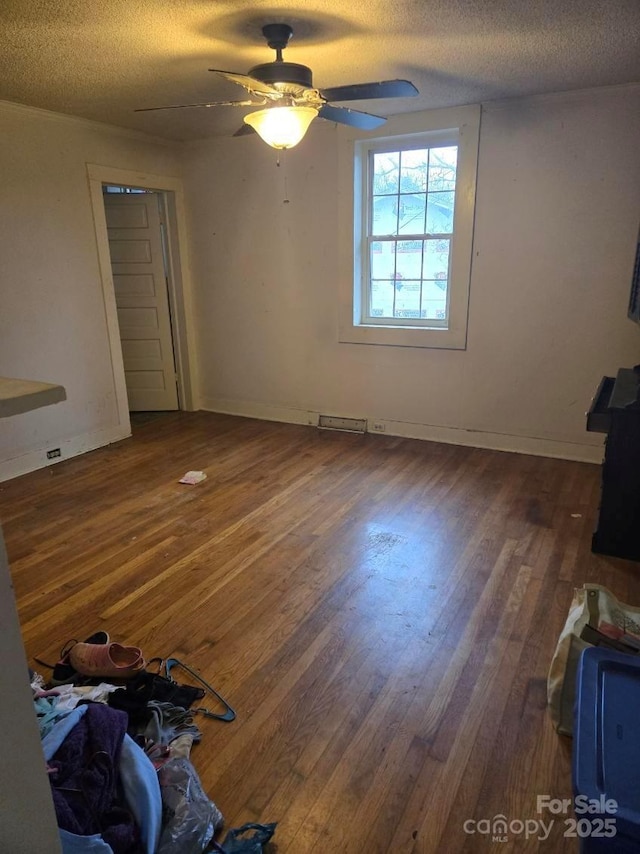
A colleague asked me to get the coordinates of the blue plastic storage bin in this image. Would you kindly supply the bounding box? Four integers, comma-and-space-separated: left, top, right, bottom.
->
573, 646, 640, 852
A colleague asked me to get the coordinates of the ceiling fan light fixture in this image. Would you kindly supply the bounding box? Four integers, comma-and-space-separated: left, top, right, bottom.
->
243, 105, 318, 149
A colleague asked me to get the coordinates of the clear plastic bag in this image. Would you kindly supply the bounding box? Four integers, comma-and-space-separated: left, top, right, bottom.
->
157, 757, 224, 854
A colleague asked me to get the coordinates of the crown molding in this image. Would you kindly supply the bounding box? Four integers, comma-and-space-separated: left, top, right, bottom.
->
482, 80, 640, 113
0, 98, 177, 148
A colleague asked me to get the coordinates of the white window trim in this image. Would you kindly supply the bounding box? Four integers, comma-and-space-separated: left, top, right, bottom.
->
338, 104, 481, 349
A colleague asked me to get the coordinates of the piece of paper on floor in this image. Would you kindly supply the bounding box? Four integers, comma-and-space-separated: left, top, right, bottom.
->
179, 470, 207, 484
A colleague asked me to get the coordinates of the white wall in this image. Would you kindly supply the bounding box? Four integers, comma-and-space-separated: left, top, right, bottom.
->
0, 101, 182, 479
181, 84, 640, 462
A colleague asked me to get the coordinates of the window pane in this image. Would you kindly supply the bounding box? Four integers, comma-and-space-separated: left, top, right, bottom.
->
395, 240, 423, 280
426, 191, 455, 234
398, 193, 426, 234
372, 196, 398, 236
394, 280, 421, 318
370, 280, 394, 317
422, 280, 448, 320
423, 239, 450, 279
399, 149, 428, 192
373, 152, 399, 195
370, 242, 395, 280
428, 146, 458, 191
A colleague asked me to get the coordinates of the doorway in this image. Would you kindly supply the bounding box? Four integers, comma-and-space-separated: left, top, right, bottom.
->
103, 187, 179, 412
87, 164, 197, 437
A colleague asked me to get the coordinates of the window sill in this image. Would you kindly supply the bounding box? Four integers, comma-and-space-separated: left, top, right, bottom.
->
338, 322, 468, 349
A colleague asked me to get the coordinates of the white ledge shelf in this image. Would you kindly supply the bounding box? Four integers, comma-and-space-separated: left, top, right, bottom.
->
0, 376, 66, 418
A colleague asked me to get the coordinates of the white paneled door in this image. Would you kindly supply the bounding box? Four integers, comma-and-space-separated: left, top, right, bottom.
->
104, 192, 179, 411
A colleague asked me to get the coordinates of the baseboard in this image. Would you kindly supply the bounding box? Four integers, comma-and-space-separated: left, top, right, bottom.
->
0, 424, 131, 483
200, 397, 316, 428
200, 397, 604, 464
370, 417, 604, 463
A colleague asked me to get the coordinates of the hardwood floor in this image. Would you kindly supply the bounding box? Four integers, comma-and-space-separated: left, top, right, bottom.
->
2, 411, 637, 853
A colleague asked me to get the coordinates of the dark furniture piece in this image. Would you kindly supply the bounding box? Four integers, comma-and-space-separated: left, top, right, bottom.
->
587, 367, 640, 562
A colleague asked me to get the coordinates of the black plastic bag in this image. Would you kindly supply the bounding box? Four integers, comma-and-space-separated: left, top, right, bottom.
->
219, 822, 277, 853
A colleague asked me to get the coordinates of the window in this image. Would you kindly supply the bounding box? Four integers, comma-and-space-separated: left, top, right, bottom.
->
103, 185, 152, 194
338, 105, 481, 349
366, 141, 457, 326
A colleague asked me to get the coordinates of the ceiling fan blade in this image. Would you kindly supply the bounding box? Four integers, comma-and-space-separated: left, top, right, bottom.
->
318, 103, 387, 130
320, 79, 419, 102
209, 69, 280, 96
233, 124, 256, 137
135, 99, 258, 112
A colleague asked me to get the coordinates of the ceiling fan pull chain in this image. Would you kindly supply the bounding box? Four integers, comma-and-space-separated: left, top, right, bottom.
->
274, 151, 290, 203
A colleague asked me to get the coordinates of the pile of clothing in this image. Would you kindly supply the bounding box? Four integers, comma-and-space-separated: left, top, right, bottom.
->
32, 632, 275, 854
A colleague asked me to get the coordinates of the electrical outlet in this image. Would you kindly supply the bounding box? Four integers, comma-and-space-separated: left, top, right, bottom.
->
371, 422, 386, 432
46, 448, 61, 459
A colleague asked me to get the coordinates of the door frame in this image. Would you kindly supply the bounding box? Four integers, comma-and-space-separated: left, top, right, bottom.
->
87, 164, 199, 432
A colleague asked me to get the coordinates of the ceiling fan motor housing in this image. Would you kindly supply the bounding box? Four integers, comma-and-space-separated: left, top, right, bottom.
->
249, 61, 314, 90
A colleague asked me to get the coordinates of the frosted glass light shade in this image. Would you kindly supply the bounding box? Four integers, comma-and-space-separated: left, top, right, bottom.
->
244, 105, 318, 149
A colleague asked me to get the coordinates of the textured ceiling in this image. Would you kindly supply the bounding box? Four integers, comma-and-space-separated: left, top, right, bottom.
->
1, 0, 639, 142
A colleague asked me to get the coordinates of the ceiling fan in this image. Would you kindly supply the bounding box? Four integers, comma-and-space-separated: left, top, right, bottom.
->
136, 23, 419, 149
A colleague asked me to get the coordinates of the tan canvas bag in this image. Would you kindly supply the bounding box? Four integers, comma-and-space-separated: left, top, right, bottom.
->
547, 584, 640, 736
